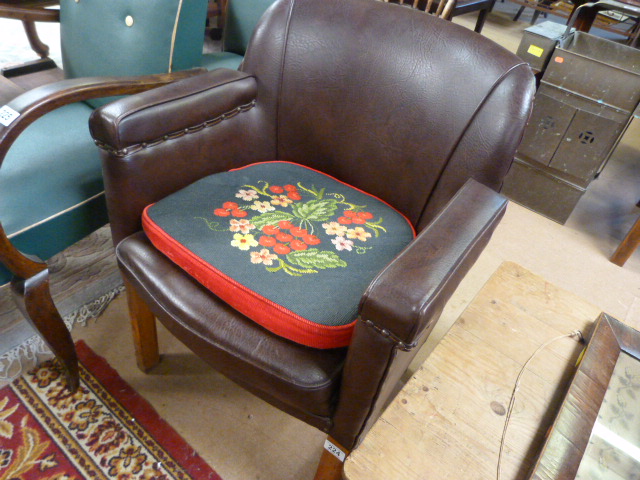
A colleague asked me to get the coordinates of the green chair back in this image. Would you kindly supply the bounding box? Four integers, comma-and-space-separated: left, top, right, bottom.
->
60, 0, 208, 108
223, 0, 277, 55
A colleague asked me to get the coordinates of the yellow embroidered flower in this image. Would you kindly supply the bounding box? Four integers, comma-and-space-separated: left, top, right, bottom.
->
271, 195, 293, 207
322, 221, 348, 237
347, 227, 372, 242
231, 234, 258, 251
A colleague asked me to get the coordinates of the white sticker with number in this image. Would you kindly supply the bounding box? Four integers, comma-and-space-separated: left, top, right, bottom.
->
324, 439, 346, 462
0, 105, 19, 127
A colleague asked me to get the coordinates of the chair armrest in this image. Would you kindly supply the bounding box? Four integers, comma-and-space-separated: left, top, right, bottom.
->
0, 69, 203, 167
0, 4, 60, 23
359, 179, 508, 346
0, 69, 202, 279
89, 69, 268, 245
89, 69, 258, 153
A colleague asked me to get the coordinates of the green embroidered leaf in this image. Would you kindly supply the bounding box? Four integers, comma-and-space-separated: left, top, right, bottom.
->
286, 248, 347, 270
251, 211, 294, 229
292, 199, 338, 222
194, 217, 227, 232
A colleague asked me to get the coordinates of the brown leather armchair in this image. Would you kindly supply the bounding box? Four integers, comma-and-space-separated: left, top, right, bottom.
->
89, 0, 535, 477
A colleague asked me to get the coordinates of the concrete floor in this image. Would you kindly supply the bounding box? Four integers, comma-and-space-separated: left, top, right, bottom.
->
1, 4, 640, 480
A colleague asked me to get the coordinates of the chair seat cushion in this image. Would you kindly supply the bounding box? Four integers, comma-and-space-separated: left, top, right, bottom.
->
142, 161, 415, 348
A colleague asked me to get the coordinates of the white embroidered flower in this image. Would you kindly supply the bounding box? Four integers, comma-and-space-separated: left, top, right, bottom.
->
250, 249, 278, 266
323, 221, 348, 237
347, 227, 371, 242
250, 201, 275, 213
235, 189, 259, 201
332, 236, 354, 251
231, 233, 258, 251
229, 219, 255, 234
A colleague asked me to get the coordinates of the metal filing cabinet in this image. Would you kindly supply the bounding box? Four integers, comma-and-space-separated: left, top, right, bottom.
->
516, 21, 569, 74
503, 28, 640, 224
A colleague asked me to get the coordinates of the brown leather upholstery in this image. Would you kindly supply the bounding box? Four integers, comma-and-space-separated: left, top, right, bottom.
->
89, 0, 534, 472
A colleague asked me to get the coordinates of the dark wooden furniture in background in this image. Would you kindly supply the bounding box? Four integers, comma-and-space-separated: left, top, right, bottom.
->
385, 0, 496, 33
0, 0, 60, 75
527, 313, 640, 479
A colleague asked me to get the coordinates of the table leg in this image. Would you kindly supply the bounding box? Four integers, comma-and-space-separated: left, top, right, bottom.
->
611, 216, 640, 267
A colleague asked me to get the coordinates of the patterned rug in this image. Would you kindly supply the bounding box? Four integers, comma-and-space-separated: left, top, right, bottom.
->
0, 341, 222, 480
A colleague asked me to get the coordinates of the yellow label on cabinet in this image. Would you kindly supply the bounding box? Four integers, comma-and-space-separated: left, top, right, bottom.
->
527, 45, 545, 57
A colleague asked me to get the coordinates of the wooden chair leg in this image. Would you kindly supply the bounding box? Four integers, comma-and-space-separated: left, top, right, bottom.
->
611, 216, 640, 267
474, 9, 488, 33
22, 20, 50, 58
513, 5, 525, 21
313, 437, 350, 480
124, 278, 160, 372
11, 270, 79, 392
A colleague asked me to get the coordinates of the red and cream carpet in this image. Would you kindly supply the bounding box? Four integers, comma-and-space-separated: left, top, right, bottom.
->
0, 340, 221, 480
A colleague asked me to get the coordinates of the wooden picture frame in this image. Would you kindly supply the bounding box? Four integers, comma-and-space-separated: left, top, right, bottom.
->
528, 312, 640, 479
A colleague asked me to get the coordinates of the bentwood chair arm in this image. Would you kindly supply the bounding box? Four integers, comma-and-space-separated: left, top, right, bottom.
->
0, 67, 205, 392
0, 69, 206, 170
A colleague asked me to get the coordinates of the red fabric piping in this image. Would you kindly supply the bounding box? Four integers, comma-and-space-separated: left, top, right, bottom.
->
142, 208, 355, 348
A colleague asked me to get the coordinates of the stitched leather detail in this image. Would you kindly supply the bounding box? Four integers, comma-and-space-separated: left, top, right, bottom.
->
93, 100, 256, 157
361, 319, 418, 352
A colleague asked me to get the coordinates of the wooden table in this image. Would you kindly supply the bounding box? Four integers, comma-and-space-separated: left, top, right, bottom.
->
343, 261, 602, 480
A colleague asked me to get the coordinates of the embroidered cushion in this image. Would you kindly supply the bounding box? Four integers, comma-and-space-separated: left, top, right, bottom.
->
142, 161, 415, 348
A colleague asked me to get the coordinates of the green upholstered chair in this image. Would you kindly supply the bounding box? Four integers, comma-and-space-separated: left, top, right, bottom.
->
0, 0, 209, 390
201, 0, 277, 71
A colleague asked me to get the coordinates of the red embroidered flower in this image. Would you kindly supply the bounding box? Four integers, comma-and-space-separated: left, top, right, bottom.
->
214, 201, 246, 217
269, 185, 285, 194
290, 239, 308, 251
274, 243, 291, 255
276, 232, 294, 243
302, 234, 321, 245
259, 235, 277, 247
278, 220, 295, 230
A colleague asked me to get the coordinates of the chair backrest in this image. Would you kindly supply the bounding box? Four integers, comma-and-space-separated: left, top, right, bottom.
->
385, 0, 457, 19
222, 0, 279, 55
60, 0, 209, 107
241, 0, 535, 230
